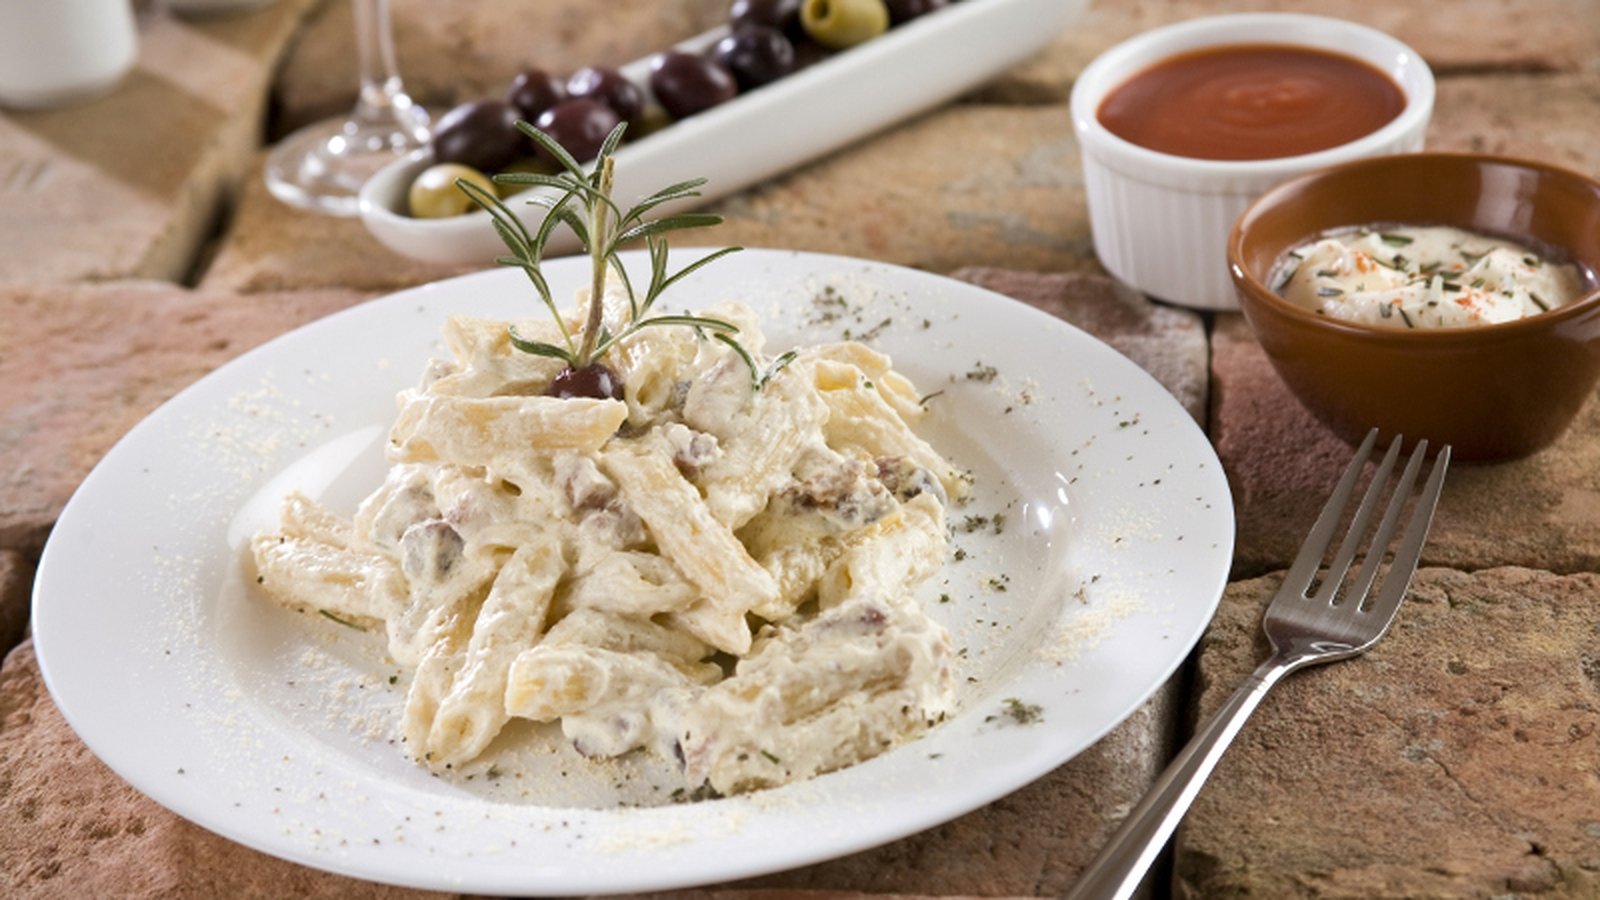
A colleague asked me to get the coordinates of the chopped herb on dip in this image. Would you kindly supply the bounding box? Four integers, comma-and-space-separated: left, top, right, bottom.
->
1272, 225, 1588, 328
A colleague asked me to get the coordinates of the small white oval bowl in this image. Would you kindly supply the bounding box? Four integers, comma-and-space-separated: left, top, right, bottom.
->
1069, 13, 1435, 310
362, 0, 1088, 266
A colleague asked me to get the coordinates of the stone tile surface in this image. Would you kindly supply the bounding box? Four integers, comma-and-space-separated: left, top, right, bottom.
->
0, 640, 455, 900
211, 97, 1096, 294
1057, 0, 1600, 77
0, 0, 318, 284
1210, 314, 1600, 578
953, 268, 1207, 424
271, 0, 730, 134
737, 685, 1180, 898
3, 267, 1199, 898
7, 0, 1600, 896
0, 551, 29, 657
0, 632, 1171, 900
1175, 566, 1600, 898
705, 105, 1093, 278
1428, 72, 1600, 169
0, 282, 371, 557
198, 153, 475, 293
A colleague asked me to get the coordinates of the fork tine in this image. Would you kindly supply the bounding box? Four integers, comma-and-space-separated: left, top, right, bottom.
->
1340, 438, 1430, 609
1279, 428, 1379, 598
1360, 443, 1450, 623
1310, 434, 1404, 606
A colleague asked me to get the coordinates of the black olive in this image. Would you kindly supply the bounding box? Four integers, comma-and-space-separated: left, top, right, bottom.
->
547, 362, 624, 400
730, 0, 805, 40
565, 66, 646, 129
507, 68, 566, 121
649, 51, 739, 120
884, 0, 948, 24
532, 99, 623, 164
710, 25, 796, 91
430, 100, 526, 173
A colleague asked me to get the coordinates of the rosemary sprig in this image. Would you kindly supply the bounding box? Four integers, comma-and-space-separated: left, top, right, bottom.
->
456, 121, 748, 379
714, 335, 799, 390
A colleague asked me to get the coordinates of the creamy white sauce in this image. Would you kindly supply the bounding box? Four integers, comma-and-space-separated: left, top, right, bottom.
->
1273, 225, 1588, 328
252, 293, 971, 796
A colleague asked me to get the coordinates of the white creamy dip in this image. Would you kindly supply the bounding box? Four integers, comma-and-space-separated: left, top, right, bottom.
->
1273, 225, 1588, 328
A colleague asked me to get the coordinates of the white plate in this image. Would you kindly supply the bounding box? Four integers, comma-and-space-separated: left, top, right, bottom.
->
360, 0, 1088, 265
33, 250, 1233, 895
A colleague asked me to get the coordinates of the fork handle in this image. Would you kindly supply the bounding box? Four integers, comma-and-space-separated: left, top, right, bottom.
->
1063, 653, 1302, 900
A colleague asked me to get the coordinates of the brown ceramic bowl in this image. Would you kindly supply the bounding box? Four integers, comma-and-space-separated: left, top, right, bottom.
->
1229, 152, 1600, 462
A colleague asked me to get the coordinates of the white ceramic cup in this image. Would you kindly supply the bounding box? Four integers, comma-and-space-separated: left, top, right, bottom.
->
0, 0, 138, 110
1070, 14, 1435, 310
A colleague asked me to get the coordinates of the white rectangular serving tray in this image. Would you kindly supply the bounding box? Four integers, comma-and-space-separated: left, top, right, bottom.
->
359, 0, 1088, 265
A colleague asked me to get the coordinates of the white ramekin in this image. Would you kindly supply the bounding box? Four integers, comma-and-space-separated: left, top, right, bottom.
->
1070, 13, 1434, 310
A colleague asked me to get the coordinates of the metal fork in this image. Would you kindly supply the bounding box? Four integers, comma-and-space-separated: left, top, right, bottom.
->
1064, 430, 1450, 900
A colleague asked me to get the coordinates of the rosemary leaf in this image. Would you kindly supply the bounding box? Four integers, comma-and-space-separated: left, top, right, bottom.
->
613, 213, 726, 249
644, 313, 740, 332
507, 327, 576, 363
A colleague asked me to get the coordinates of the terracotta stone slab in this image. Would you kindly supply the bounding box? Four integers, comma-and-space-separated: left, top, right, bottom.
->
270, 0, 1087, 134
0, 641, 454, 900
1174, 566, 1600, 897
271, 0, 730, 134
198, 153, 476, 293
0, 282, 372, 557
1054, 0, 1599, 79
205, 102, 1097, 292
226, 52, 1600, 302
1428, 72, 1600, 170
737, 686, 1180, 898
0, 633, 1165, 899
1210, 314, 1600, 578
704, 104, 1094, 278
3, 267, 1197, 896
0, 551, 28, 658
0, 0, 318, 284
953, 268, 1207, 424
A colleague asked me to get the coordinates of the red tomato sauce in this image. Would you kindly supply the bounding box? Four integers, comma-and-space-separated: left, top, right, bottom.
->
1096, 44, 1406, 161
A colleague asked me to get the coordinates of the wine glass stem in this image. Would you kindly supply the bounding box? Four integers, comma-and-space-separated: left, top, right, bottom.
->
351, 0, 422, 135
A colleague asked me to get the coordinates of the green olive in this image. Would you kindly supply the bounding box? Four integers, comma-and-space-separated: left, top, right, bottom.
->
800, 0, 889, 49
407, 163, 495, 219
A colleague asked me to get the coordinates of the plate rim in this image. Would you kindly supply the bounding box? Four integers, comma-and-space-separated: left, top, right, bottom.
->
32, 248, 1234, 895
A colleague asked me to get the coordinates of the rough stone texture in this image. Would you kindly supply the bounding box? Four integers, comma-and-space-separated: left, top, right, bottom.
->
271, 0, 1600, 133
0, 635, 1172, 899
1210, 314, 1600, 578
226, 5, 1600, 297
207, 101, 1097, 293
636, 893, 1030, 900
0, 640, 455, 900
8, 0, 1600, 896
953, 268, 1207, 424
198, 153, 476, 293
0, 282, 372, 557
705, 104, 1093, 277
0, 0, 319, 284
738, 685, 1181, 898
0, 551, 29, 657
3, 266, 1194, 897
1427, 73, 1600, 171
271, 0, 730, 135
1054, 0, 1600, 79
1174, 567, 1600, 898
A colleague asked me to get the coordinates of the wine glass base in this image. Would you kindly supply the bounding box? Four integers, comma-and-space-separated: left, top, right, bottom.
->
264, 113, 427, 217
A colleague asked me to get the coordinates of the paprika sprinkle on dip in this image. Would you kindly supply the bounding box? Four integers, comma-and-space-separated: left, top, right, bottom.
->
1096, 44, 1405, 161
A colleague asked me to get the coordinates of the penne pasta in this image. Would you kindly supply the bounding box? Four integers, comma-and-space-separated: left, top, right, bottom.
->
250, 295, 969, 795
